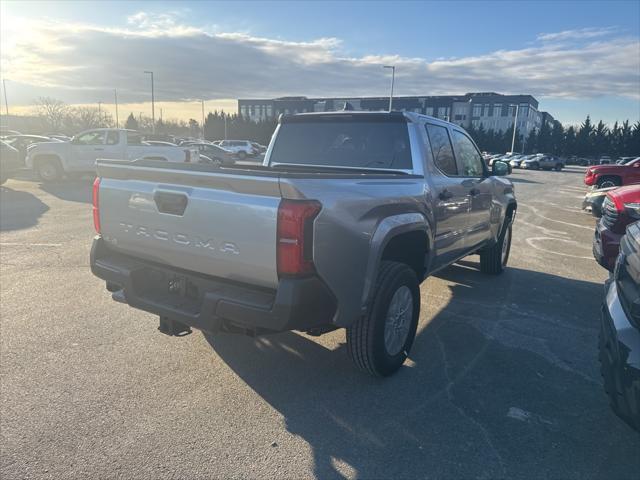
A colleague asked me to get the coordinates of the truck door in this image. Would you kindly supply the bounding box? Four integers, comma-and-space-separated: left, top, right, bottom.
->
450, 129, 493, 251
101, 131, 125, 160
424, 123, 471, 270
70, 130, 107, 171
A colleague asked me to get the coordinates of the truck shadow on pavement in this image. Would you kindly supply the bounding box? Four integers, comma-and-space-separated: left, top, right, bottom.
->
507, 176, 541, 184
0, 186, 49, 231
205, 263, 640, 479
38, 179, 93, 204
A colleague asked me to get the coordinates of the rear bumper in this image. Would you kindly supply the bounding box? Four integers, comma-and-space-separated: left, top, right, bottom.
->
90, 237, 337, 334
593, 223, 622, 271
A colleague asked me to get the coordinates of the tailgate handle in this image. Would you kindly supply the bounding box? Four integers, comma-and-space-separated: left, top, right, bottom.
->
154, 191, 188, 216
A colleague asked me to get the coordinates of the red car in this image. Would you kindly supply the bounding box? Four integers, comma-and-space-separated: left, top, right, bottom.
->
584, 157, 640, 188
593, 185, 640, 270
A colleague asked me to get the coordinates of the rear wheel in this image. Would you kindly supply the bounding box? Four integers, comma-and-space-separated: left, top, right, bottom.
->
554, 163, 563, 171
36, 157, 63, 182
237, 151, 247, 160
480, 223, 511, 274
346, 261, 420, 377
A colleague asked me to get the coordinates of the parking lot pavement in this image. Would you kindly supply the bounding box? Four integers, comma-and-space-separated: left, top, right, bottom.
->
1, 167, 639, 479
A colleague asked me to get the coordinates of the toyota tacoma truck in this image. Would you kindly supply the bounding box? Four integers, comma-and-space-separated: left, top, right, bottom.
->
90, 112, 516, 376
26, 128, 198, 182
584, 157, 640, 189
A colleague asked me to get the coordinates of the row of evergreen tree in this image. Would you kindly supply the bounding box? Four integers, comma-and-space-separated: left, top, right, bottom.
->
124, 111, 278, 145
124, 110, 640, 158
467, 116, 640, 158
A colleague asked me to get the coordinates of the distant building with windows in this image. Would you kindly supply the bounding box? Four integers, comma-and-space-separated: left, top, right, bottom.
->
238, 92, 552, 137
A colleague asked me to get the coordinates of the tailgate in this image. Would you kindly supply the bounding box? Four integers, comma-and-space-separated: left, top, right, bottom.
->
96, 161, 281, 288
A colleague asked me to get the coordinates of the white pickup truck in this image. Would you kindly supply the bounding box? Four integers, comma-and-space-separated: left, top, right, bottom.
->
26, 128, 198, 181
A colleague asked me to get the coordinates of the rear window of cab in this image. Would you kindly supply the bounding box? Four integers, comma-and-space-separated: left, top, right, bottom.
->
270, 119, 412, 170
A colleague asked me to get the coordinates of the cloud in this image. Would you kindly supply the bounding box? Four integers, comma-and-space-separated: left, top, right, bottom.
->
1, 16, 639, 108
537, 26, 619, 42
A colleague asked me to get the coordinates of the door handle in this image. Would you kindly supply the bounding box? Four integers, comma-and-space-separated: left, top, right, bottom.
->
154, 191, 189, 216
469, 188, 480, 196
439, 189, 454, 200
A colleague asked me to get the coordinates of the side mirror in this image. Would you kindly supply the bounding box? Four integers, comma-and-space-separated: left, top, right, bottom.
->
492, 160, 510, 176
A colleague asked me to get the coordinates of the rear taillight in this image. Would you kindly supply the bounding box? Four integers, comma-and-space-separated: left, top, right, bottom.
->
608, 192, 625, 212
277, 199, 321, 277
92, 177, 101, 234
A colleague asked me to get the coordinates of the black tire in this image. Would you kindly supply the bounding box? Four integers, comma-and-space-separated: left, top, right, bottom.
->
480, 223, 511, 274
554, 164, 563, 171
36, 157, 63, 182
599, 324, 640, 432
346, 261, 420, 377
597, 176, 621, 189
238, 151, 247, 160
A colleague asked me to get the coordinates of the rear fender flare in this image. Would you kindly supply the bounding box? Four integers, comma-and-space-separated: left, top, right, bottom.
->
360, 213, 432, 312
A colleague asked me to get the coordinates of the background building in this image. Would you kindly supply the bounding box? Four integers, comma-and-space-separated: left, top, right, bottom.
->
238, 92, 553, 137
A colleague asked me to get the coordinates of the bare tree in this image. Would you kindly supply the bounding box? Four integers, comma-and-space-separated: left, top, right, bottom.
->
70, 106, 114, 131
35, 97, 68, 132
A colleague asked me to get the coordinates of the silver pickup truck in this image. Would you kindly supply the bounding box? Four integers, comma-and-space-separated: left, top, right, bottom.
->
90, 112, 516, 376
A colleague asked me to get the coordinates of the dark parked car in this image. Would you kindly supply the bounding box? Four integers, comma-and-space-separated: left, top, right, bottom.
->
599, 220, 640, 432
520, 155, 541, 170
593, 185, 640, 271
251, 142, 267, 154
191, 143, 236, 165
0, 140, 22, 184
538, 155, 564, 171
3, 134, 59, 164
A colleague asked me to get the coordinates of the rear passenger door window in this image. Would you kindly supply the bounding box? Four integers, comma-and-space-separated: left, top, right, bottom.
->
451, 130, 485, 177
425, 124, 457, 176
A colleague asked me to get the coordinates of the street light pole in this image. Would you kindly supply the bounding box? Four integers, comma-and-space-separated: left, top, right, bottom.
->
510, 103, 520, 153
144, 71, 155, 133
383, 66, 395, 111
2, 79, 9, 116
114, 89, 119, 128
201, 100, 205, 140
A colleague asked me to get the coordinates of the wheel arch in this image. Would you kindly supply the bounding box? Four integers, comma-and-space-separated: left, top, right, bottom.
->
360, 213, 432, 311
597, 174, 622, 186
30, 153, 63, 170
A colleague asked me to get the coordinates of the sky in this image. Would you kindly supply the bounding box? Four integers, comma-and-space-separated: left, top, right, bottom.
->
1, 0, 639, 126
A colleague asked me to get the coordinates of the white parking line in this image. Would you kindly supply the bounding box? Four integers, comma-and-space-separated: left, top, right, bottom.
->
519, 203, 592, 230
525, 237, 592, 259
0, 242, 63, 247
